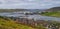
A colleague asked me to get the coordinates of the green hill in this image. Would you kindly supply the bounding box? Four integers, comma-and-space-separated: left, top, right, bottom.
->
45, 7, 60, 12
0, 17, 34, 29
41, 7, 60, 17
41, 12, 60, 17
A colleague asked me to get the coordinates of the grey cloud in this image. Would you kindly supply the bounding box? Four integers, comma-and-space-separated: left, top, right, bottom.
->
0, 0, 60, 9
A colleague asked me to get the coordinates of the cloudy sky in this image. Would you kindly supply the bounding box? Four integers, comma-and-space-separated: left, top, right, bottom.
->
0, 0, 60, 9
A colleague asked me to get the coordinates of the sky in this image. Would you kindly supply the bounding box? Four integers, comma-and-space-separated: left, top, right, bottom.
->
0, 0, 60, 9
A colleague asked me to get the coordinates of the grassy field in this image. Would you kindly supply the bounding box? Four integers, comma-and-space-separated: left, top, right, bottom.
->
0, 16, 47, 29
40, 12, 60, 17
0, 17, 35, 29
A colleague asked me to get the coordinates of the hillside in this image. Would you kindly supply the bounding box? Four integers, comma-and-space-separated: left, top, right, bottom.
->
40, 7, 60, 17
45, 7, 60, 12
0, 16, 34, 29
0, 16, 60, 29
0, 9, 28, 12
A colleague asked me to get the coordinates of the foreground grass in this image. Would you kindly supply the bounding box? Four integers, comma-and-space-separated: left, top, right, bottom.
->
0, 16, 60, 29
0, 16, 47, 29
0, 18, 34, 29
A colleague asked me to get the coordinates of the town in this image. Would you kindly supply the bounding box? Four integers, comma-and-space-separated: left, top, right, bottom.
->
7, 16, 60, 29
